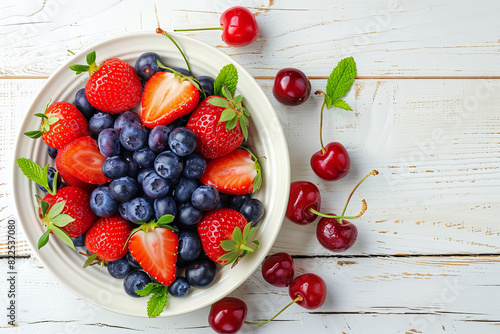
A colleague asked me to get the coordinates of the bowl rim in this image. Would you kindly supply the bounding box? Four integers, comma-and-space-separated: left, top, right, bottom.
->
11, 31, 290, 317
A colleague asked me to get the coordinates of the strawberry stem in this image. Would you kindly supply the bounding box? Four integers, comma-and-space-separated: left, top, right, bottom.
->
174, 27, 223, 32
156, 27, 192, 74
245, 295, 303, 326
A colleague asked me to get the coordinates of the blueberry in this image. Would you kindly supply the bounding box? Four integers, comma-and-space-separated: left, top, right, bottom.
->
240, 198, 265, 227
142, 172, 171, 199
47, 146, 58, 160
89, 112, 115, 138
37, 167, 61, 193
182, 153, 206, 179
114, 111, 142, 132
124, 197, 153, 223
120, 122, 148, 151
109, 176, 139, 202
226, 194, 251, 211
177, 203, 203, 226
191, 185, 220, 211
173, 177, 198, 204
137, 167, 156, 185
148, 124, 174, 153
133, 147, 157, 168
123, 270, 151, 297
154, 151, 184, 179
186, 258, 217, 288
72, 232, 86, 247
126, 251, 142, 270
168, 277, 190, 298
154, 196, 177, 220
75, 88, 96, 120
121, 151, 140, 178
98, 128, 121, 157
90, 187, 119, 217
196, 76, 215, 101
135, 52, 166, 82
168, 127, 197, 157
101, 156, 128, 179
178, 230, 202, 262
107, 258, 131, 279
119, 202, 131, 221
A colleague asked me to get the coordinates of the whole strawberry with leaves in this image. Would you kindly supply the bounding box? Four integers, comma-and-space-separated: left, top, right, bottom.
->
16, 158, 97, 250
197, 208, 259, 267
70, 51, 142, 113
187, 64, 250, 159
24, 101, 90, 149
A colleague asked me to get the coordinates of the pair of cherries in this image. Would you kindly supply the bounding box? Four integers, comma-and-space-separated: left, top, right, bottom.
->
287, 170, 378, 252
208, 253, 326, 333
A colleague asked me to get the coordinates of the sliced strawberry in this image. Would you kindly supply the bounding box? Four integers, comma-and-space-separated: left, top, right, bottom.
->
141, 71, 199, 128
200, 148, 262, 195
85, 215, 134, 262
24, 101, 90, 149
197, 208, 258, 266
129, 224, 178, 286
56, 136, 111, 185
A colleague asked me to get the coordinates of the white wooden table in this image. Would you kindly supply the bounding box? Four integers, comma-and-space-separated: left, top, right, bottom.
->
2, 1, 500, 333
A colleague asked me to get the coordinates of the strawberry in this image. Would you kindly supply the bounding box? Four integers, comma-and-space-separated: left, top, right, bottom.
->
187, 90, 250, 159
200, 147, 262, 195
56, 136, 111, 185
70, 51, 142, 114
197, 208, 259, 267
141, 69, 199, 128
85, 215, 134, 262
128, 215, 178, 286
24, 101, 90, 149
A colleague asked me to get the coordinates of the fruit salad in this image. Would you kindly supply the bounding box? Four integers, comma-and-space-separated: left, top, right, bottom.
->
17, 45, 264, 318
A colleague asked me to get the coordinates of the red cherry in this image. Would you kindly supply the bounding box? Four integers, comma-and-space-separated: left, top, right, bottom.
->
273, 68, 311, 106
286, 181, 321, 225
316, 217, 358, 252
208, 297, 247, 334
310, 142, 350, 181
289, 273, 327, 310
262, 252, 295, 287
220, 7, 259, 46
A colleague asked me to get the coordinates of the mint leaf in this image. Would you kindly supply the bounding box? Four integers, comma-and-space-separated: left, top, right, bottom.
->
332, 99, 352, 111
136, 283, 162, 297
326, 57, 357, 103
214, 64, 238, 97
136, 283, 168, 318
16, 158, 51, 193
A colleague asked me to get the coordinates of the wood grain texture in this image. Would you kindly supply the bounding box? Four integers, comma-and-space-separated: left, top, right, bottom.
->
2, 256, 500, 333
1, 0, 500, 77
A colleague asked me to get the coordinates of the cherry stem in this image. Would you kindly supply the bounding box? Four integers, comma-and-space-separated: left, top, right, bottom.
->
245, 296, 302, 326
174, 27, 223, 32
340, 170, 379, 217
156, 27, 192, 74
309, 207, 363, 220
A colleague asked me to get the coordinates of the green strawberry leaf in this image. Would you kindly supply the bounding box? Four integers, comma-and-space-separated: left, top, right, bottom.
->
16, 158, 54, 194
226, 117, 237, 131
331, 99, 352, 111
208, 97, 230, 108
69, 64, 90, 73
220, 240, 237, 252
38, 230, 50, 249
219, 108, 237, 123
326, 57, 357, 102
34, 113, 47, 118
51, 225, 75, 250
86, 51, 96, 66
47, 201, 66, 219
136, 283, 168, 318
47, 116, 59, 125
40, 200, 49, 217
51, 214, 75, 228
214, 64, 238, 97
23, 130, 43, 139
156, 214, 174, 226
83, 254, 98, 268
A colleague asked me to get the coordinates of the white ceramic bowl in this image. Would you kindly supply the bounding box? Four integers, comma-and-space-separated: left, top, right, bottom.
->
12, 32, 290, 317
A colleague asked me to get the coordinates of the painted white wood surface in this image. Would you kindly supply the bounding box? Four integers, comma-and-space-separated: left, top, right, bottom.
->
1, 0, 500, 333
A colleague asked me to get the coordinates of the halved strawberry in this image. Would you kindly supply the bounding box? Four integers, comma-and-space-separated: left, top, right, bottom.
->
141, 70, 199, 128
85, 215, 134, 262
56, 136, 111, 185
200, 147, 262, 195
128, 216, 178, 286
24, 101, 90, 149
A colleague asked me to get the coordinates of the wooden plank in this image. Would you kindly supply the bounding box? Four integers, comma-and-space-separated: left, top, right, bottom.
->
2, 78, 500, 256
2, 256, 500, 333
1, 0, 500, 77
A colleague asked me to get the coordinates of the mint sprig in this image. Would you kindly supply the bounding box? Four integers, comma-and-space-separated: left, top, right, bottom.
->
136, 283, 168, 318
214, 64, 238, 97
16, 158, 57, 195
324, 57, 357, 111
